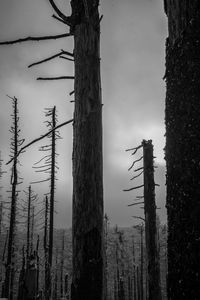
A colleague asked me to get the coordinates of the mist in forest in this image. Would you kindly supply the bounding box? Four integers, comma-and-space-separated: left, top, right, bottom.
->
0, 0, 167, 228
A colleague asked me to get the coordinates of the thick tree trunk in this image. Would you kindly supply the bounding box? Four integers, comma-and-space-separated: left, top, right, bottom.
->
143, 140, 162, 300
71, 1, 104, 300
164, 1, 200, 299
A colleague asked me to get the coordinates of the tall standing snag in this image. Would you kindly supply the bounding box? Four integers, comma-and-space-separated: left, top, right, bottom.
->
4, 97, 24, 300
143, 140, 161, 300
164, 1, 200, 298
70, 1, 104, 299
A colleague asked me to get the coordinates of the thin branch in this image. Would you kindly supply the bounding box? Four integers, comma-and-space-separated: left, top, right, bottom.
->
37, 76, 74, 81
69, 90, 75, 96
48, 0, 70, 25
130, 171, 143, 180
123, 184, 144, 192
134, 167, 144, 172
59, 56, 74, 61
132, 216, 145, 222
30, 178, 50, 185
0, 33, 72, 45
128, 156, 143, 171
6, 119, 73, 165
128, 201, 144, 207
126, 144, 142, 155
52, 14, 69, 25
28, 50, 73, 68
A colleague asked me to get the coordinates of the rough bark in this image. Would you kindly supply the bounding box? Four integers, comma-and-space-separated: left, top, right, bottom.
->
165, 1, 200, 298
143, 140, 162, 300
71, 1, 104, 299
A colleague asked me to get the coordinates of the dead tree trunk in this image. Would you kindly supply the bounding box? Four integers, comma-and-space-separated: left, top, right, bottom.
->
164, 1, 200, 298
49, 106, 56, 272
0, 201, 2, 241
142, 140, 162, 300
4, 97, 22, 300
44, 196, 49, 300
132, 237, 137, 300
60, 230, 64, 298
71, 1, 104, 300
140, 225, 144, 300
26, 186, 31, 268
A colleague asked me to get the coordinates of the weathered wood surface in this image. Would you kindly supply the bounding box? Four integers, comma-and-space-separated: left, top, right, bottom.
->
143, 140, 162, 300
165, 1, 200, 298
71, 1, 104, 299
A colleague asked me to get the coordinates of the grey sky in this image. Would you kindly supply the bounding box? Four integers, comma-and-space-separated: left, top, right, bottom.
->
0, 0, 167, 228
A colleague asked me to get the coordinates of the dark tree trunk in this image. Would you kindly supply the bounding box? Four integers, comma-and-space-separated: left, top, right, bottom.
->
132, 237, 137, 300
26, 186, 31, 268
4, 98, 19, 300
142, 140, 162, 300
140, 225, 144, 300
49, 106, 56, 268
164, 1, 200, 299
71, 1, 104, 300
44, 196, 49, 300
60, 230, 64, 298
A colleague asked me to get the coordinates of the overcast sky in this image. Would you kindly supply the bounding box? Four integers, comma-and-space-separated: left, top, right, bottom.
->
0, 0, 167, 228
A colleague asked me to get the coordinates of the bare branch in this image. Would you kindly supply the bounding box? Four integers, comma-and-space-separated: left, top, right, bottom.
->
130, 171, 143, 180
30, 178, 50, 184
48, 0, 70, 25
128, 201, 144, 207
52, 14, 69, 25
132, 216, 145, 222
123, 184, 144, 192
6, 119, 73, 165
59, 56, 74, 61
69, 90, 75, 96
126, 144, 142, 155
134, 167, 144, 172
128, 156, 143, 171
37, 76, 74, 81
0, 33, 72, 45
28, 50, 73, 68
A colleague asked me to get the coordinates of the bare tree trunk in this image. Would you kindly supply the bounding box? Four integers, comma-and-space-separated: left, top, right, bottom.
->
164, 1, 200, 299
132, 237, 137, 300
0, 202, 2, 241
60, 230, 64, 298
140, 225, 144, 300
44, 196, 49, 300
142, 140, 162, 300
71, 1, 104, 300
4, 98, 19, 300
26, 186, 31, 268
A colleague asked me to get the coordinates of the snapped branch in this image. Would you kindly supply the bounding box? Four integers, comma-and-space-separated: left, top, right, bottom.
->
6, 119, 73, 165
126, 144, 142, 155
37, 76, 74, 81
130, 171, 143, 180
123, 184, 144, 192
28, 49, 73, 68
128, 201, 144, 207
0, 33, 72, 45
132, 216, 145, 222
48, 0, 71, 26
128, 156, 143, 171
